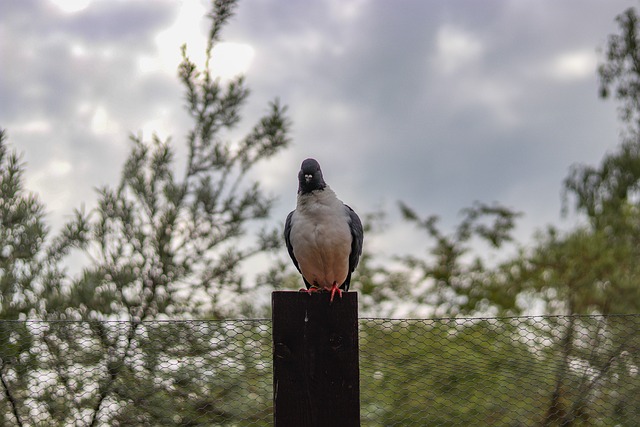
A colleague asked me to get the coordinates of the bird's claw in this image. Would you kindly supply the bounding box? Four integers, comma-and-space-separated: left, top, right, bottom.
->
300, 286, 321, 295
329, 282, 342, 303
299, 284, 342, 303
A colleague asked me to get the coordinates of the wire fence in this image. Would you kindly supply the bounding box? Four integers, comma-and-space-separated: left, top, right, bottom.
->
0, 315, 638, 426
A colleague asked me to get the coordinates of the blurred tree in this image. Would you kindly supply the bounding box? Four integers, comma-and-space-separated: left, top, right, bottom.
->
354, 8, 640, 425
0, 129, 87, 320
56, 0, 288, 422
0, 129, 48, 320
359, 316, 639, 427
360, 318, 548, 426
51, 0, 290, 322
598, 7, 640, 131
2, 0, 290, 424
503, 5, 640, 317
397, 201, 521, 316
0, 129, 89, 426
351, 202, 521, 318
493, 7, 640, 425
0, 130, 46, 426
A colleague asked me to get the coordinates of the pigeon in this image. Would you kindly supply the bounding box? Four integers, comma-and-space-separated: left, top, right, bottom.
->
284, 158, 364, 302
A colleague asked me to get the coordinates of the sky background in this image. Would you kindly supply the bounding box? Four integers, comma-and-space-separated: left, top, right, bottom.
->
1, 0, 638, 270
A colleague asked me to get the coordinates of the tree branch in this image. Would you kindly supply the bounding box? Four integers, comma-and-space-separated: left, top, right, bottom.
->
0, 359, 23, 427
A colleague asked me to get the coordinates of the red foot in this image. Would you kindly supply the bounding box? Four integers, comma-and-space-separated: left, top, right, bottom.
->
300, 286, 320, 295
299, 284, 342, 302
329, 282, 342, 303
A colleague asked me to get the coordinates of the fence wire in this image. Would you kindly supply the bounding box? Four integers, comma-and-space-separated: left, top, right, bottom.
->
0, 315, 638, 426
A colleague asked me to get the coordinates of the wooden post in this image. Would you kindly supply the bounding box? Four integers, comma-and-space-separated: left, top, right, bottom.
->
272, 291, 360, 427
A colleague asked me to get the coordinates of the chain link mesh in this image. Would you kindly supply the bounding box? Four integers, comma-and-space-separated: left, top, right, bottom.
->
0, 315, 638, 426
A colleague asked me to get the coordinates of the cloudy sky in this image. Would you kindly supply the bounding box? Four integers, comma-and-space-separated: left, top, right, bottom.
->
1, 0, 637, 265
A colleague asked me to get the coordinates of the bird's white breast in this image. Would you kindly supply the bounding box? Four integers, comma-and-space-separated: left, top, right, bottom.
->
290, 187, 352, 289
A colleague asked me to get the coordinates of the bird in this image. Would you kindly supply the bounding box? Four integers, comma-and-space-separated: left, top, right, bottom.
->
284, 158, 364, 302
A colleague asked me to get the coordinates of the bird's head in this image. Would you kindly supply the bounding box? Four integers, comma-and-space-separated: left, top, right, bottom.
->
298, 158, 326, 194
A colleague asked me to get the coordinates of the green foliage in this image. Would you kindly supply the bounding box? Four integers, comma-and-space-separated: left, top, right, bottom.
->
0, 130, 88, 426
359, 316, 640, 427
1, 320, 274, 426
564, 140, 640, 226
2, 0, 290, 424
531, 5, 640, 316
353, 202, 521, 317
355, 9, 640, 424
2, 316, 637, 426
399, 201, 520, 314
473, 9, 640, 424
503, 224, 640, 316
599, 7, 640, 128
565, 6, 640, 232
0, 130, 85, 319
49, 0, 290, 322
0, 129, 46, 319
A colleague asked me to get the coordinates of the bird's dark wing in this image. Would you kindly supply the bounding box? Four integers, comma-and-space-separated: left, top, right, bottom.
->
345, 205, 364, 272
338, 204, 363, 292
284, 210, 301, 273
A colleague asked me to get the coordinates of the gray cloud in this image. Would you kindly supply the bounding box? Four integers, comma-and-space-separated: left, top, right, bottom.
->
1, 0, 636, 263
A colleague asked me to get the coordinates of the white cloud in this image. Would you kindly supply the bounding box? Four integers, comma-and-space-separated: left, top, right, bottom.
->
139, 106, 178, 141
26, 159, 75, 215
209, 42, 255, 80
329, 0, 368, 21
90, 105, 119, 135
12, 120, 53, 135
139, 3, 254, 80
48, 159, 73, 177
434, 25, 484, 73
152, 1, 208, 74
547, 50, 597, 81
70, 43, 87, 58
49, 0, 93, 14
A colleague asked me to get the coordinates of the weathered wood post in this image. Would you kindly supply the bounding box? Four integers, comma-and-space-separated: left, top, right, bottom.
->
272, 291, 360, 427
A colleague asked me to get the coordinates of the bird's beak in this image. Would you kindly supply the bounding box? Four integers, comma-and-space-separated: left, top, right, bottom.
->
304, 174, 313, 183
